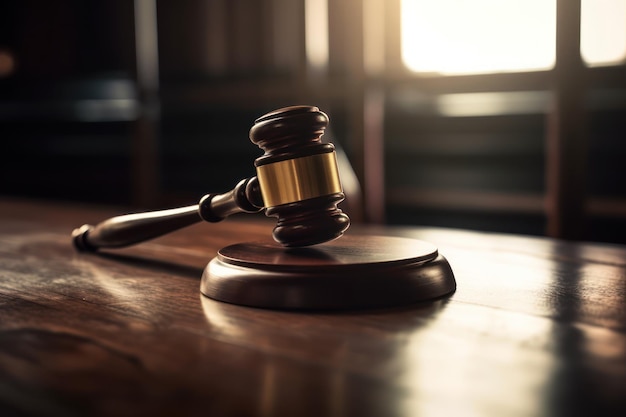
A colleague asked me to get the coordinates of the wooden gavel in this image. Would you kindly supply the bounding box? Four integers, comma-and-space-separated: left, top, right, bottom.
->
72, 105, 350, 251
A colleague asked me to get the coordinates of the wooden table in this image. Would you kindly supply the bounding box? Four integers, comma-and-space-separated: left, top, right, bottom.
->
1, 199, 625, 416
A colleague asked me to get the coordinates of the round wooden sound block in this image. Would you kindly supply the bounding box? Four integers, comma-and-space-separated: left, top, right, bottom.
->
200, 235, 456, 310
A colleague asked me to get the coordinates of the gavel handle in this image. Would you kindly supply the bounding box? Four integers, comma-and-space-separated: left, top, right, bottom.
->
72, 177, 263, 252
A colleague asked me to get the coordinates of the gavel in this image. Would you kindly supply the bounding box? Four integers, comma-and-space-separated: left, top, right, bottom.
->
72, 105, 350, 251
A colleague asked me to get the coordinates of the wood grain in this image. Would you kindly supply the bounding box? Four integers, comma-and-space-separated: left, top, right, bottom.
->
0, 198, 625, 416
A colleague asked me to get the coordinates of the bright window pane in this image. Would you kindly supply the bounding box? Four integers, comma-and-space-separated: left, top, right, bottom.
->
401, 0, 556, 75
581, 0, 626, 65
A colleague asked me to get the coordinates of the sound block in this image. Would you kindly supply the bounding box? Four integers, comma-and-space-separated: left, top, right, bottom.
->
200, 234, 456, 310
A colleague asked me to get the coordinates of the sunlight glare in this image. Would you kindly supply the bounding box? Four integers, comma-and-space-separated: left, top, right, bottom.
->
581, 0, 626, 65
401, 0, 556, 75
305, 0, 329, 74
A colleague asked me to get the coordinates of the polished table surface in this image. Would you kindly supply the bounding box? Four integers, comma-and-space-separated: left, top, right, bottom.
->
0, 199, 625, 417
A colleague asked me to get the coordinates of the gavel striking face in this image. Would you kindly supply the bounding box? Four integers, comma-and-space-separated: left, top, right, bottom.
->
72, 106, 350, 251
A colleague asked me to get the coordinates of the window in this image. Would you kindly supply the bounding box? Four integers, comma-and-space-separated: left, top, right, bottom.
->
401, 0, 626, 75
581, 0, 626, 65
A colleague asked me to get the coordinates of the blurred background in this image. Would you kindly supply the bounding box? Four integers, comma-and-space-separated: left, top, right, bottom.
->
1, 0, 625, 243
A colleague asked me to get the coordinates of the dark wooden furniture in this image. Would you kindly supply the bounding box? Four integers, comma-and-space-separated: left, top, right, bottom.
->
1, 199, 625, 416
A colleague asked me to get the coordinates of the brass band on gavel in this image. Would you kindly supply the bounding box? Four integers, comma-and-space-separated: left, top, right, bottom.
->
256, 151, 343, 207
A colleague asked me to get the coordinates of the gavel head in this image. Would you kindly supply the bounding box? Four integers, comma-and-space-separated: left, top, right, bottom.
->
249, 105, 350, 247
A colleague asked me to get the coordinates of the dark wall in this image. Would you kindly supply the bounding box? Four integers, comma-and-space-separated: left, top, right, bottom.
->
0, 1, 282, 208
